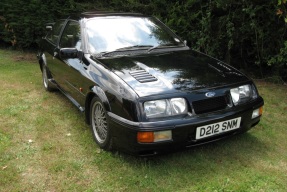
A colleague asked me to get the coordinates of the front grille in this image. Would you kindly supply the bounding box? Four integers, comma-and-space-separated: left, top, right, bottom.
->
129, 70, 157, 83
192, 96, 228, 114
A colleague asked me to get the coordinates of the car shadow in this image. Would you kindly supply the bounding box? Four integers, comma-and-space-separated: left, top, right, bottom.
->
119, 131, 267, 161
113, 131, 268, 186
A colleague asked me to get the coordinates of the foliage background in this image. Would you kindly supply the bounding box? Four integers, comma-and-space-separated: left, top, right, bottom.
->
0, 0, 287, 80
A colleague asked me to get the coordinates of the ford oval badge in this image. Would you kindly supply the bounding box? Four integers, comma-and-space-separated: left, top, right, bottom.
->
205, 92, 216, 98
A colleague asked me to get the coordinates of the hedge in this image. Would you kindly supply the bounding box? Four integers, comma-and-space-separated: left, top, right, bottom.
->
0, 0, 286, 80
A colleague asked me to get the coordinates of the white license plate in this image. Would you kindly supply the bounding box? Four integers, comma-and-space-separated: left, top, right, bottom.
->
196, 117, 241, 140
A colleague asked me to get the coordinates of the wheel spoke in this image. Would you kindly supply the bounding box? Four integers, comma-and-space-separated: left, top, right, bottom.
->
92, 101, 108, 144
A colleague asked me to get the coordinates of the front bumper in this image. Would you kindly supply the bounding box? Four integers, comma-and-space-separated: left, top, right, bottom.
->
108, 97, 264, 156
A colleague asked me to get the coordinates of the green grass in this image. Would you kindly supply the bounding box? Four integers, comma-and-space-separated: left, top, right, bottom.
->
0, 49, 286, 192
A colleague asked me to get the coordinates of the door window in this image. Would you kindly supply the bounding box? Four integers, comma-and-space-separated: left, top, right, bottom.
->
60, 21, 81, 49
46, 20, 65, 44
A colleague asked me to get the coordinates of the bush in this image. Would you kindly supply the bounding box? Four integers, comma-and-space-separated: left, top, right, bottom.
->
0, 0, 286, 80
0, 0, 89, 48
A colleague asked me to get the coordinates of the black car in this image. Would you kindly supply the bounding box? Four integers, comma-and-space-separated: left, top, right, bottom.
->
37, 12, 264, 156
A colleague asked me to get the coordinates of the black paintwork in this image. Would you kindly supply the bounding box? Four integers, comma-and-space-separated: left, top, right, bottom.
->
98, 50, 248, 97
38, 12, 264, 156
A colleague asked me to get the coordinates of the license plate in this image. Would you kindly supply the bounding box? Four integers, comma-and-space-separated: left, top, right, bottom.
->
196, 117, 241, 140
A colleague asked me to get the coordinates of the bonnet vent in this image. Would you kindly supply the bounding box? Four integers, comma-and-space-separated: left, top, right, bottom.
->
129, 70, 158, 83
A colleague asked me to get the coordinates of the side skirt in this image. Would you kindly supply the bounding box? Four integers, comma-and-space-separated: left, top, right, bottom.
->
49, 79, 85, 112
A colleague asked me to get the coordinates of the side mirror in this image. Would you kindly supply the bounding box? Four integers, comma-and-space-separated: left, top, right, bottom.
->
46, 26, 52, 31
60, 48, 78, 59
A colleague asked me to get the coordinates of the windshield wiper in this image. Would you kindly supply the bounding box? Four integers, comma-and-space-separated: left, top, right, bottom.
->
95, 44, 182, 58
116, 45, 153, 51
95, 51, 128, 58
95, 45, 154, 58
147, 44, 185, 53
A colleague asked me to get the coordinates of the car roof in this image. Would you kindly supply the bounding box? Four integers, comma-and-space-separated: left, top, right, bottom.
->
80, 11, 144, 18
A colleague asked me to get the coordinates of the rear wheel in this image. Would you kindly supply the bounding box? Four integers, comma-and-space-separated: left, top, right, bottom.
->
90, 97, 113, 150
42, 65, 55, 92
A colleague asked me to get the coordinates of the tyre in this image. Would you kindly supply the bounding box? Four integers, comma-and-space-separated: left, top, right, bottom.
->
42, 65, 55, 92
90, 97, 113, 150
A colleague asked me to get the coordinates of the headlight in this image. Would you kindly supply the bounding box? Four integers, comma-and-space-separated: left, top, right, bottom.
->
230, 84, 258, 105
144, 98, 188, 118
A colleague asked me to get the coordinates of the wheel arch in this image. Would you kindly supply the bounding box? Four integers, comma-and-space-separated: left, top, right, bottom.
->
85, 86, 111, 125
37, 52, 46, 72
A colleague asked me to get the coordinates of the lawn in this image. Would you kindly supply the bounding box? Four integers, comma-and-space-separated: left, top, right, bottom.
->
0, 49, 286, 192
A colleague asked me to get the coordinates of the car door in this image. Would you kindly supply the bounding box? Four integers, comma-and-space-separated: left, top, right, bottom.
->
43, 19, 67, 85
57, 20, 87, 106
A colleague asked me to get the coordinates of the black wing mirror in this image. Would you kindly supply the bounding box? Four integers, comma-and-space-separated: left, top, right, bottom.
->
60, 48, 78, 59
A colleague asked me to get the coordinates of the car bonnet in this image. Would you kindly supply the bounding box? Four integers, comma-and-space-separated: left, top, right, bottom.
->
97, 50, 249, 97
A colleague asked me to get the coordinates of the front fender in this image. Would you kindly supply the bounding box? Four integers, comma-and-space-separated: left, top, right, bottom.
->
91, 86, 111, 111
85, 86, 111, 125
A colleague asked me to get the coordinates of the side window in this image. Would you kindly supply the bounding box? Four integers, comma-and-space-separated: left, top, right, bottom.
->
46, 20, 65, 44
59, 21, 81, 49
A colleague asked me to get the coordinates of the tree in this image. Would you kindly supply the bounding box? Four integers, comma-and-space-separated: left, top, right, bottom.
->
0, 0, 286, 80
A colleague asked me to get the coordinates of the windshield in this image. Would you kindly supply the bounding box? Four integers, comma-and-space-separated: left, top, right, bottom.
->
85, 16, 183, 54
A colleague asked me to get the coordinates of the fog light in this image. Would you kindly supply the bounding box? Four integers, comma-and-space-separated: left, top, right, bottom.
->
137, 130, 172, 143
154, 130, 172, 142
252, 106, 263, 119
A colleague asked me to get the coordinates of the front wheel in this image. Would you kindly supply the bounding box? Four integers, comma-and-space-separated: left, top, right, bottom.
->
90, 97, 113, 150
